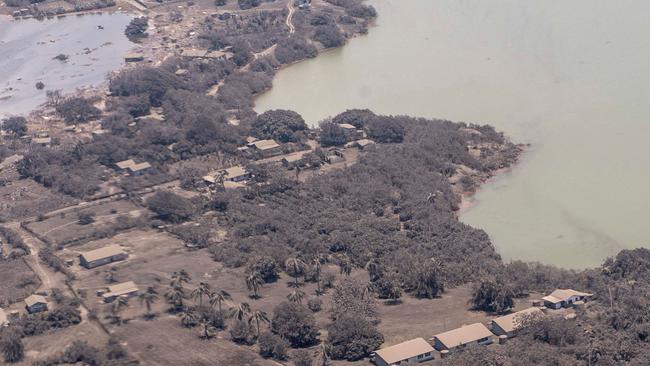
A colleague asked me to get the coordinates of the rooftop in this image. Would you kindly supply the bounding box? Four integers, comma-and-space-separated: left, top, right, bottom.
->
128, 162, 152, 172
221, 165, 248, 178
24, 294, 47, 307
116, 159, 136, 170
282, 150, 309, 162
338, 123, 357, 129
543, 289, 593, 304
374, 338, 434, 364
80, 245, 126, 263
491, 307, 543, 333
432, 323, 493, 348
248, 139, 281, 151
104, 281, 139, 298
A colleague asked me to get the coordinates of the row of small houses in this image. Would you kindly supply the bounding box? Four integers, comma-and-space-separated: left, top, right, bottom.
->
373, 289, 593, 365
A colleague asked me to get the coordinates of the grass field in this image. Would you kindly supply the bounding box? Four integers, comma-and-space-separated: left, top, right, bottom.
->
0, 258, 41, 307
0, 178, 77, 221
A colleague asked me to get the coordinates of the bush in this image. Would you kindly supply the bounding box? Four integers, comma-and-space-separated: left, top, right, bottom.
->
271, 302, 319, 348
275, 36, 318, 64
0, 329, 24, 363
366, 116, 405, 143
77, 212, 96, 225
470, 279, 515, 314
332, 109, 375, 128
146, 191, 196, 223
125, 17, 148, 41
312, 25, 345, 48
248, 256, 280, 283
307, 297, 322, 312
292, 349, 313, 366
327, 314, 383, 361
318, 121, 346, 147
238, 0, 260, 9
1, 116, 28, 137
230, 319, 255, 344
56, 97, 101, 124
258, 332, 289, 360
251, 109, 308, 143
346, 4, 377, 19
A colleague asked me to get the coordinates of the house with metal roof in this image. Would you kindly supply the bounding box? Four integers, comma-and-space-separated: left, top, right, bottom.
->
431, 323, 494, 352
102, 281, 139, 303
24, 294, 48, 314
373, 338, 434, 366
490, 307, 544, 338
79, 245, 128, 269
542, 289, 593, 309
247, 139, 282, 158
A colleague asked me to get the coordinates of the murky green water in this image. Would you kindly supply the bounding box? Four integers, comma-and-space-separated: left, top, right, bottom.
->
255, 0, 650, 268
0, 13, 133, 117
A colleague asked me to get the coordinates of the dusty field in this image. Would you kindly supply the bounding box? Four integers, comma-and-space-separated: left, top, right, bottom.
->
25, 199, 148, 246
0, 178, 78, 222
0, 258, 41, 306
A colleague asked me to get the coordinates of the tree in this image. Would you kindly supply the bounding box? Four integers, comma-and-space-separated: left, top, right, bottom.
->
248, 309, 270, 337
409, 258, 444, 299
246, 273, 264, 299
230, 319, 254, 344
365, 259, 382, 281
332, 109, 376, 129
275, 36, 318, 64
192, 282, 212, 307
179, 308, 198, 327
312, 257, 323, 295
238, 0, 261, 10
326, 314, 383, 361
251, 109, 307, 143
1, 116, 27, 137
171, 269, 192, 288
247, 256, 280, 283
293, 349, 313, 366
366, 116, 405, 143
285, 257, 307, 287
271, 302, 319, 348
46, 89, 62, 106
312, 24, 346, 48
470, 279, 515, 314
230, 302, 251, 322
318, 121, 347, 147
287, 290, 306, 304
258, 332, 289, 360
139, 286, 159, 319
146, 191, 196, 223
198, 314, 218, 339
0, 329, 24, 363
125, 17, 148, 41
56, 97, 101, 124
338, 255, 352, 276
317, 343, 330, 366
110, 296, 129, 325
165, 284, 186, 313
209, 289, 232, 313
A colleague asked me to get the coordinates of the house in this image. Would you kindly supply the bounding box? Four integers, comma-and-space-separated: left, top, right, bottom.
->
346, 138, 375, 149
32, 137, 52, 147
203, 166, 250, 187
431, 323, 494, 352
24, 295, 48, 314
102, 281, 139, 303
326, 148, 345, 164
127, 162, 152, 176
542, 289, 593, 309
115, 159, 136, 171
281, 151, 309, 169
205, 50, 233, 60
79, 245, 128, 269
490, 307, 544, 338
338, 123, 364, 141
181, 49, 208, 58
0, 308, 7, 326
373, 338, 434, 366
247, 139, 282, 158
124, 53, 144, 62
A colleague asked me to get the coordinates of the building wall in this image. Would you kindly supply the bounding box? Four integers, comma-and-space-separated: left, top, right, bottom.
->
27, 303, 47, 314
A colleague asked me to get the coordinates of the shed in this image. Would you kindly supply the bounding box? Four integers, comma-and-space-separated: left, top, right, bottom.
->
431, 323, 494, 351
32, 137, 52, 146
102, 281, 139, 303
79, 245, 128, 269
374, 338, 434, 366
281, 150, 309, 169
124, 53, 144, 62
247, 139, 282, 158
24, 294, 48, 314
490, 307, 543, 338
115, 159, 136, 170
542, 289, 593, 309
127, 162, 152, 176
181, 49, 208, 58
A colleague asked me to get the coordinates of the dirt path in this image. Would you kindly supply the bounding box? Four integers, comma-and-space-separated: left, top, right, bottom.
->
286, 0, 296, 34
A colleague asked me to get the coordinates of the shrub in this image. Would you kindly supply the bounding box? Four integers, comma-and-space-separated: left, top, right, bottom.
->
56, 97, 101, 124
1, 116, 28, 137
125, 17, 148, 41
332, 109, 376, 128
327, 314, 383, 361
307, 297, 322, 312
318, 121, 346, 147
258, 332, 289, 360
271, 302, 318, 347
366, 116, 405, 143
251, 109, 307, 143
146, 191, 196, 223
312, 25, 345, 48
230, 319, 254, 344
248, 256, 280, 283
238, 0, 260, 10
275, 36, 318, 64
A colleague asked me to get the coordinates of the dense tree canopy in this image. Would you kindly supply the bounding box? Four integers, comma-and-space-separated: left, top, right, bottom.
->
251, 109, 308, 143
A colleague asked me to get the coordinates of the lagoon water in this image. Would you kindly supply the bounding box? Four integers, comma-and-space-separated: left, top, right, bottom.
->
0, 13, 133, 117
255, 0, 650, 268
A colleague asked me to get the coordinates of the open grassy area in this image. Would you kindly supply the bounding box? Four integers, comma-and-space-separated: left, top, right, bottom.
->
0, 178, 78, 222
0, 258, 41, 307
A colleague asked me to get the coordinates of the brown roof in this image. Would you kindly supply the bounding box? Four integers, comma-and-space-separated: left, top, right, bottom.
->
492, 307, 543, 333
116, 159, 136, 170
224, 181, 247, 189
374, 338, 434, 364
33, 137, 52, 144
24, 294, 47, 308
128, 162, 152, 172
181, 49, 207, 58
220, 166, 248, 179
80, 245, 126, 263
282, 150, 309, 163
248, 139, 280, 151
543, 289, 593, 304
432, 323, 493, 348
103, 281, 139, 298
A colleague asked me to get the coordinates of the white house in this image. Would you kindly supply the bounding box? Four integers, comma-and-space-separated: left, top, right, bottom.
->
542, 289, 593, 309
373, 338, 434, 366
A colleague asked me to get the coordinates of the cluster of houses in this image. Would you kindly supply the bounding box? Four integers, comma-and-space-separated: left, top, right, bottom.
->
372, 289, 593, 365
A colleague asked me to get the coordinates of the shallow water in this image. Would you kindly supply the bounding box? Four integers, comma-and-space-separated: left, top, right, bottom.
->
0, 13, 133, 117
255, 0, 650, 268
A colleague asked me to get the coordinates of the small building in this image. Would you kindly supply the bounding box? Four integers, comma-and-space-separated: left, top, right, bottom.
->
281, 151, 309, 169
221, 166, 250, 182
79, 245, 128, 269
24, 295, 48, 314
346, 138, 375, 149
127, 162, 152, 176
115, 159, 136, 171
32, 137, 52, 147
326, 148, 345, 164
181, 49, 208, 58
431, 323, 494, 352
247, 139, 283, 158
542, 289, 593, 309
205, 50, 233, 60
102, 281, 139, 303
124, 53, 144, 62
490, 307, 543, 338
338, 123, 364, 141
373, 338, 434, 366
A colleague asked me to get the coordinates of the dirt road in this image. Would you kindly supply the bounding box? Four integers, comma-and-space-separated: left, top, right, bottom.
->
286, 0, 296, 34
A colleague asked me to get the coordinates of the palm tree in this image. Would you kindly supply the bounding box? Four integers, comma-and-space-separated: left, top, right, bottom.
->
339, 255, 352, 276
198, 316, 217, 339
110, 296, 129, 325
365, 259, 381, 281
139, 286, 159, 319
178, 308, 198, 328
287, 289, 306, 304
165, 285, 186, 312
171, 269, 192, 288
362, 281, 374, 300
248, 309, 269, 337
285, 257, 306, 287
245, 273, 263, 299
192, 282, 212, 307
230, 302, 251, 322
312, 256, 323, 296
209, 289, 232, 313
